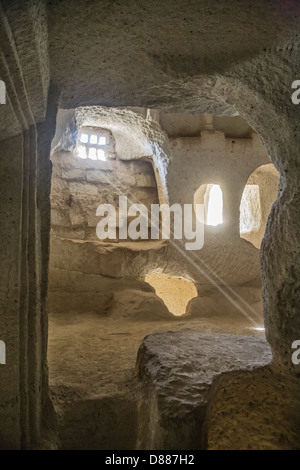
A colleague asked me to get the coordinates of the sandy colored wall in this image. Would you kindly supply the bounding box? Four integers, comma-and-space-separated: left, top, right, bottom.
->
51, 152, 158, 242
48, 110, 275, 322
0, 0, 299, 449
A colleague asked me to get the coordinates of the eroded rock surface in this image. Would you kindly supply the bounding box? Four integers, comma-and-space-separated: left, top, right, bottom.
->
136, 331, 272, 449
205, 367, 300, 450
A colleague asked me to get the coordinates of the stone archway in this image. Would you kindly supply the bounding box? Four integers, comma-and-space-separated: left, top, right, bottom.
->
240, 163, 280, 249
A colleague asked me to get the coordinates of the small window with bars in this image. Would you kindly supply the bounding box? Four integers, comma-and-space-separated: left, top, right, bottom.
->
77, 127, 113, 161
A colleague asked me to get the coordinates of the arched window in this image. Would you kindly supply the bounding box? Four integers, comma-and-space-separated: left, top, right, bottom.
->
240, 184, 261, 235
194, 183, 223, 226
240, 164, 279, 248
206, 184, 223, 226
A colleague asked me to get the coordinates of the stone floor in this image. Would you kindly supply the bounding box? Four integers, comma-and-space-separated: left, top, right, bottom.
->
48, 312, 268, 449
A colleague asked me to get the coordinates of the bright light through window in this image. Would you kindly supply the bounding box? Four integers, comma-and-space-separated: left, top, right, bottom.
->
206, 184, 223, 226
80, 133, 88, 143
89, 148, 97, 160
240, 185, 261, 234
77, 128, 110, 161
97, 149, 106, 161
77, 145, 87, 159
90, 134, 98, 144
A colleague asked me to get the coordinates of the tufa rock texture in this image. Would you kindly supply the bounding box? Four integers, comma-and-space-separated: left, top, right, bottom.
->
0, 0, 299, 449
136, 331, 272, 449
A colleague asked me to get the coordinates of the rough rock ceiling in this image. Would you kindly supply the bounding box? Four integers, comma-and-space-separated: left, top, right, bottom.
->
48, 0, 300, 109
0, 0, 299, 141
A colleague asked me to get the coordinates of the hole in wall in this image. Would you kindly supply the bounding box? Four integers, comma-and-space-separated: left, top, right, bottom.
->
76, 126, 112, 161
240, 184, 261, 235
144, 272, 197, 316
240, 163, 279, 248
194, 183, 223, 226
